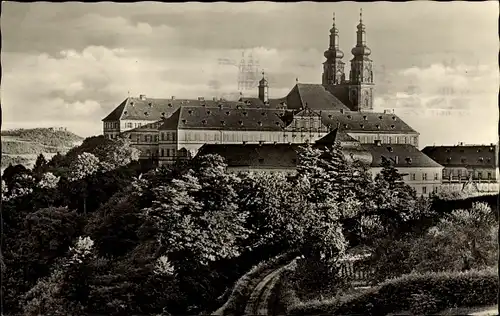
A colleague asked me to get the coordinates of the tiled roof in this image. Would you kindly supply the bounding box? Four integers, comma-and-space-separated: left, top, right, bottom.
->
103, 96, 256, 122
316, 128, 358, 145
159, 106, 290, 131
362, 144, 443, 168
285, 83, 350, 111
197, 143, 299, 169
239, 97, 287, 109
320, 110, 418, 133
422, 145, 498, 168
121, 120, 164, 135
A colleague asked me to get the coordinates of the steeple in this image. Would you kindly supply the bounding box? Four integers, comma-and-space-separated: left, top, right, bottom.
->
258, 70, 269, 104
347, 9, 375, 112
351, 8, 371, 59
322, 12, 346, 86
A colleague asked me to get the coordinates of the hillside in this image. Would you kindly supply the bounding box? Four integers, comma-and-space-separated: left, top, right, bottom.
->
1, 128, 84, 170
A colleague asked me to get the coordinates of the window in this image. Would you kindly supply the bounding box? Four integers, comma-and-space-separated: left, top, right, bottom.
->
411, 174, 416, 181
154, 135, 158, 142
488, 172, 492, 179
161, 133, 165, 141
166, 149, 170, 157
173, 133, 176, 141
434, 173, 438, 180
478, 172, 483, 179
422, 187, 427, 195
161, 149, 164, 157
166, 133, 171, 141
423, 173, 427, 181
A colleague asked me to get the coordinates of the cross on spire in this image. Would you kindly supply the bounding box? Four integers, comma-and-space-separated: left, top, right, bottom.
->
360, 8, 363, 23
333, 12, 335, 23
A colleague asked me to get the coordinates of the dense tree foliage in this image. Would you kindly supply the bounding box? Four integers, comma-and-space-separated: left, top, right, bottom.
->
2, 136, 491, 315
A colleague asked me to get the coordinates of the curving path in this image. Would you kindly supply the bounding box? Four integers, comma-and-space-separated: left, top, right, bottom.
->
244, 259, 297, 315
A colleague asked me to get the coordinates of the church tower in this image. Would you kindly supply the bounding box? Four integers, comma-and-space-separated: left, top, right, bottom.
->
348, 9, 374, 111
258, 71, 269, 104
322, 13, 346, 86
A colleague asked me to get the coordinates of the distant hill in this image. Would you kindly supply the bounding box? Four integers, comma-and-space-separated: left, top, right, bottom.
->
1, 128, 84, 170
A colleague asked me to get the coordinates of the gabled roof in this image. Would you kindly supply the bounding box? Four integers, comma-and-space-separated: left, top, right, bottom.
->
362, 144, 443, 168
103, 96, 254, 122
422, 144, 498, 168
285, 83, 350, 111
320, 110, 418, 133
159, 106, 289, 131
197, 143, 300, 169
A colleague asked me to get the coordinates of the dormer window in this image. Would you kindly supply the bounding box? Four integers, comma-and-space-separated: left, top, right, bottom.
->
144, 112, 149, 116
461, 158, 466, 163
202, 119, 207, 125
148, 102, 152, 107
202, 103, 206, 107
188, 110, 193, 115
447, 157, 452, 162
328, 114, 332, 119
221, 120, 226, 126
182, 119, 187, 124
275, 122, 280, 126
243, 112, 248, 116
130, 102, 134, 106
237, 105, 242, 109
347, 115, 352, 119
392, 116, 396, 120
363, 115, 367, 120
446, 149, 450, 153
344, 124, 349, 129
207, 110, 211, 115
161, 112, 165, 117
406, 157, 412, 164
479, 157, 484, 162
360, 124, 364, 129
168, 103, 172, 107
124, 111, 128, 115
258, 121, 263, 126
378, 115, 383, 120
477, 149, 481, 153
388, 146, 394, 152
225, 111, 230, 115
376, 124, 380, 129
391, 125, 395, 129
261, 112, 266, 116
239, 120, 244, 126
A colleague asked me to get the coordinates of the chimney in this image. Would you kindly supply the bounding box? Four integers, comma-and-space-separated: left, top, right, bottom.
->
139, 94, 146, 100
171, 96, 175, 100
374, 139, 382, 146
213, 97, 217, 101
198, 97, 204, 101
459, 142, 464, 146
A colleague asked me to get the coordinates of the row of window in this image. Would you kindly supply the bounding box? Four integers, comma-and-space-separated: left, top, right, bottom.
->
408, 173, 439, 181
104, 122, 119, 129
421, 186, 439, 195
444, 170, 493, 180
356, 135, 418, 145
160, 132, 177, 141
144, 148, 177, 157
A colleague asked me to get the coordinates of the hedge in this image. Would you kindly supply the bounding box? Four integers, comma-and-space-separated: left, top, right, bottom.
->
212, 250, 299, 316
289, 268, 498, 315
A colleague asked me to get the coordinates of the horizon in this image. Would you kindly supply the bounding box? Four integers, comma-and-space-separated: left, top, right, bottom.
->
2, 2, 498, 148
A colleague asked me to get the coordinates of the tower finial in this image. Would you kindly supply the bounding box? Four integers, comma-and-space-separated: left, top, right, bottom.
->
333, 12, 335, 23
262, 69, 265, 78
360, 8, 363, 23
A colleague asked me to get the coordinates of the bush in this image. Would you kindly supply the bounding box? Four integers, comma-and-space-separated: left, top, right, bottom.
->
409, 292, 441, 315
288, 268, 498, 315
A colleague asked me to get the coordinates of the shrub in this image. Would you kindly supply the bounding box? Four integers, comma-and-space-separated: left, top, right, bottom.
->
409, 292, 442, 315
288, 268, 498, 315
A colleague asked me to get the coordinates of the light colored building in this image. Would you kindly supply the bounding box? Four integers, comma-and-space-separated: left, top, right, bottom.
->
422, 144, 499, 194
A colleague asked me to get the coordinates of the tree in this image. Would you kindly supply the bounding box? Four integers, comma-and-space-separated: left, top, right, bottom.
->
411, 202, 497, 272
68, 152, 100, 214
33, 153, 48, 177
21, 236, 95, 316
38, 172, 60, 189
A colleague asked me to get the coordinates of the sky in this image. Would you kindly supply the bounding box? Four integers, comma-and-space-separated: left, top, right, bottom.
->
2, 1, 498, 148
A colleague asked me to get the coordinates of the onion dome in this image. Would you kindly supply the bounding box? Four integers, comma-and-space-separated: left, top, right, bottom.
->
324, 12, 344, 59
351, 8, 371, 57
